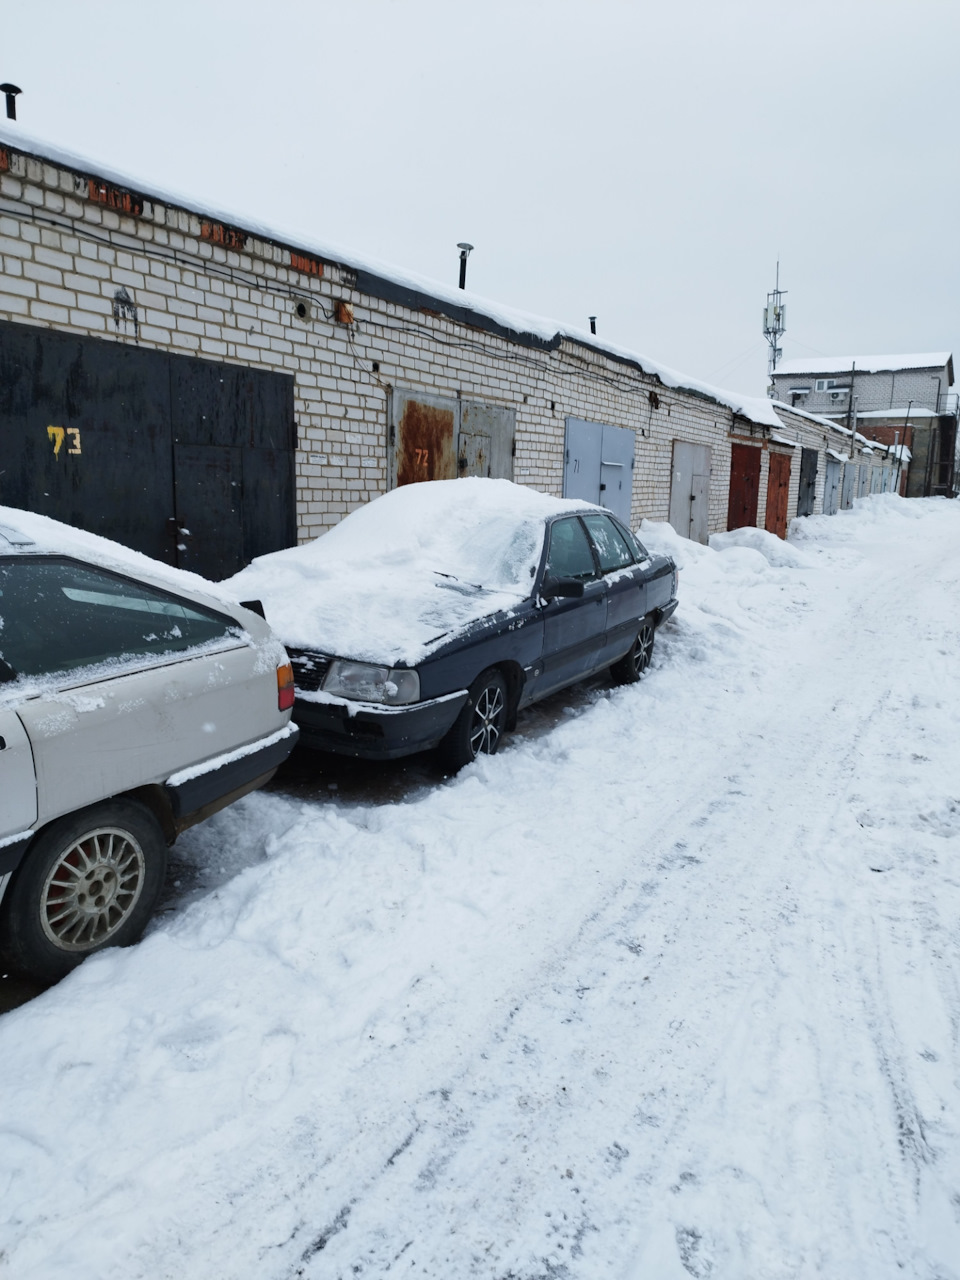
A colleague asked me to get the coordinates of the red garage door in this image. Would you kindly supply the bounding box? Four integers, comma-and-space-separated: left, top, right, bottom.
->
727, 443, 761, 530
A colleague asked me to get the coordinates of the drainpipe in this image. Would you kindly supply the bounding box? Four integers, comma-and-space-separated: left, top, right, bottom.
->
896, 401, 911, 495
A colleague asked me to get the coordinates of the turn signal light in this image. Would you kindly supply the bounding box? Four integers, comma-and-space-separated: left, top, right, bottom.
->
277, 661, 295, 711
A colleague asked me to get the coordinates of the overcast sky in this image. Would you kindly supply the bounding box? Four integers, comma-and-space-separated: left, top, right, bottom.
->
4, 0, 958, 397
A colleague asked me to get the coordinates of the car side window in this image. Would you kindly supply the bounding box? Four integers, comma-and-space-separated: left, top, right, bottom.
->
0, 557, 240, 680
581, 514, 634, 573
610, 517, 649, 562
544, 518, 598, 581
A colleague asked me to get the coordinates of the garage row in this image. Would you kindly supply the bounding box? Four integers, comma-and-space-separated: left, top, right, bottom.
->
0, 129, 903, 579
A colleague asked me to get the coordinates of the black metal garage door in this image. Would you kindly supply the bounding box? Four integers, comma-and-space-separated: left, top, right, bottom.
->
0, 319, 295, 580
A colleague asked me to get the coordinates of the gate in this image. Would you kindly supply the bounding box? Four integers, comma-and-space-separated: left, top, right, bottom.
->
858, 464, 870, 497
840, 463, 856, 509
459, 401, 515, 480
764, 451, 791, 539
668, 440, 712, 544
0, 319, 295, 579
823, 459, 841, 515
727, 442, 761, 530
797, 447, 818, 516
388, 390, 515, 489
563, 417, 636, 525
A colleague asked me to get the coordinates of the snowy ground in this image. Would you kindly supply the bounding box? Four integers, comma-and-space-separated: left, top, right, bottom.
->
2, 495, 960, 1280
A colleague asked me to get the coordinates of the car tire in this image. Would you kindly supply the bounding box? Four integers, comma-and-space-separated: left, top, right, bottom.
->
439, 667, 509, 772
0, 799, 168, 984
611, 617, 655, 685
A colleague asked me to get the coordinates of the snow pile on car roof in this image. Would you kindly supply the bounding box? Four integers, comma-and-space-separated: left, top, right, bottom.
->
225, 479, 589, 665
0, 504, 236, 605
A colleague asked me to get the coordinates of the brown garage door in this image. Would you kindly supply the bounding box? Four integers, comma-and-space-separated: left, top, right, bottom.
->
764, 451, 791, 539
727, 442, 761, 530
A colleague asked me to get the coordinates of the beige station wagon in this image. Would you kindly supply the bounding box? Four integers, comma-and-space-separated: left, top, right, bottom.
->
0, 514, 298, 983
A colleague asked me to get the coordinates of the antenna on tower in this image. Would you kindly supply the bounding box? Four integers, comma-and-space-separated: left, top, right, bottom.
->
763, 260, 787, 394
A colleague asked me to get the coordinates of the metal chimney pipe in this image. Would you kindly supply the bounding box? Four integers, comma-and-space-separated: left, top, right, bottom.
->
589, 316, 597, 335
457, 242, 473, 290
0, 84, 21, 121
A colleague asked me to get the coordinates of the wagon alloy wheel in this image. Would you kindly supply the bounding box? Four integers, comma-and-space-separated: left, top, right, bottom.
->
40, 827, 146, 951
0, 800, 168, 984
611, 617, 656, 685
468, 681, 506, 757
439, 668, 510, 772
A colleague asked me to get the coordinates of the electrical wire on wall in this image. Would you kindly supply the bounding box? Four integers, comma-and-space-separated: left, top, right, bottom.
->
0, 195, 683, 426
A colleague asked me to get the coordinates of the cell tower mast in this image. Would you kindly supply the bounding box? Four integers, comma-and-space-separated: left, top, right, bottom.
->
763, 261, 787, 393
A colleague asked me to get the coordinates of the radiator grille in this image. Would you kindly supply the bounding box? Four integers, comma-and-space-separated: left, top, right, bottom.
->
286, 648, 332, 693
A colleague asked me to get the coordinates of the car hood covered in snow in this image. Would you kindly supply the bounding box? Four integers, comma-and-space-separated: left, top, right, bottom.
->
224, 479, 591, 666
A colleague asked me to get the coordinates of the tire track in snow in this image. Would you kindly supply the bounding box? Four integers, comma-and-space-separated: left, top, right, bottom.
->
303, 510, 960, 1279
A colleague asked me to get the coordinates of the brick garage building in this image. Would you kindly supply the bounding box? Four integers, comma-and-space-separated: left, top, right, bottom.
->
0, 125, 896, 577
771, 354, 957, 498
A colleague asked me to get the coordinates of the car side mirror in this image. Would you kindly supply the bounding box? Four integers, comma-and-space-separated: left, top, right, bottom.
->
240, 599, 266, 619
540, 576, 585, 602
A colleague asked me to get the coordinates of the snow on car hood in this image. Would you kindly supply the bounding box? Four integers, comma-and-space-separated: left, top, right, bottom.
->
224, 479, 591, 666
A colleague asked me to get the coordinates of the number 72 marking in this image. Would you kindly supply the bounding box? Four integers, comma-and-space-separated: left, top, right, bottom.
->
47, 426, 82, 457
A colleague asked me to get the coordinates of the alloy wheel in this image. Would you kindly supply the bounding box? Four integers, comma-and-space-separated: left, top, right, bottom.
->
468, 682, 505, 757
633, 624, 655, 677
39, 827, 147, 952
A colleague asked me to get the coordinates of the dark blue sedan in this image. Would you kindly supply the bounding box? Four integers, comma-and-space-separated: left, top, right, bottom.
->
227, 480, 678, 770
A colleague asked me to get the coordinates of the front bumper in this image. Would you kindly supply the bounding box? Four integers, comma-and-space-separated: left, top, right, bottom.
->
293, 689, 469, 760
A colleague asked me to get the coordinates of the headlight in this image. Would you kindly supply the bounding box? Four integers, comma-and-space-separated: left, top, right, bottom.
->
323, 660, 420, 705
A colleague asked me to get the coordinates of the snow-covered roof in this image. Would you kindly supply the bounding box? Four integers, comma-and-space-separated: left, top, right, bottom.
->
854, 406, 939, 420
770, 399, 854, 435
0, 122, 788, 431
774, 353, 953, 377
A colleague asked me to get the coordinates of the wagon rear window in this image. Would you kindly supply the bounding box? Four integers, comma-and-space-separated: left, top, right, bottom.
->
0, 557, 240, 680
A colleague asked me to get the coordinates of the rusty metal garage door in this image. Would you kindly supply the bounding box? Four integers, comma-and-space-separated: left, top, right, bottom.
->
0, 318, 295, 580
727, 442, 761, 530
388, 390, 515, 488
764, 451, 791, 539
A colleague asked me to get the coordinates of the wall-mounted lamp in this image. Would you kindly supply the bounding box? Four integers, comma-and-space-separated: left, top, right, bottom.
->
0, 84, 21, 121
457, 242, 474, 290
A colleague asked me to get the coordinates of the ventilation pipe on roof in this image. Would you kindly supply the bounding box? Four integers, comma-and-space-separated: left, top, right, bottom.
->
0, 84, 21, 120
589, 316, 597, 335
457, 242, 473, 290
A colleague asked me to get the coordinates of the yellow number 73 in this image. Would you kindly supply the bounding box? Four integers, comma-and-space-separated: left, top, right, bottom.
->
47, 426, 81, 457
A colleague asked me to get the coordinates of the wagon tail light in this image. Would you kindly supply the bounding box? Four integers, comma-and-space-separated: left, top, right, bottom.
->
277, 662, 295, 711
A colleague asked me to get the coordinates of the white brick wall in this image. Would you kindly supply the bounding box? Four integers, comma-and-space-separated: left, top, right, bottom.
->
0, 141, 893, 544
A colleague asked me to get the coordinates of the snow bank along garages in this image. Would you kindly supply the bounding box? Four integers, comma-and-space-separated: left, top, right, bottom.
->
0, 125, 899, 577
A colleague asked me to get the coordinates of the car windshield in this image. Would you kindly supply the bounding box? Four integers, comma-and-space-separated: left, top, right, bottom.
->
0, 557, 240, 680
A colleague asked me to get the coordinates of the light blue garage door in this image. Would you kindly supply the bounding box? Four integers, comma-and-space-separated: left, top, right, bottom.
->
563, 417, 636, 525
